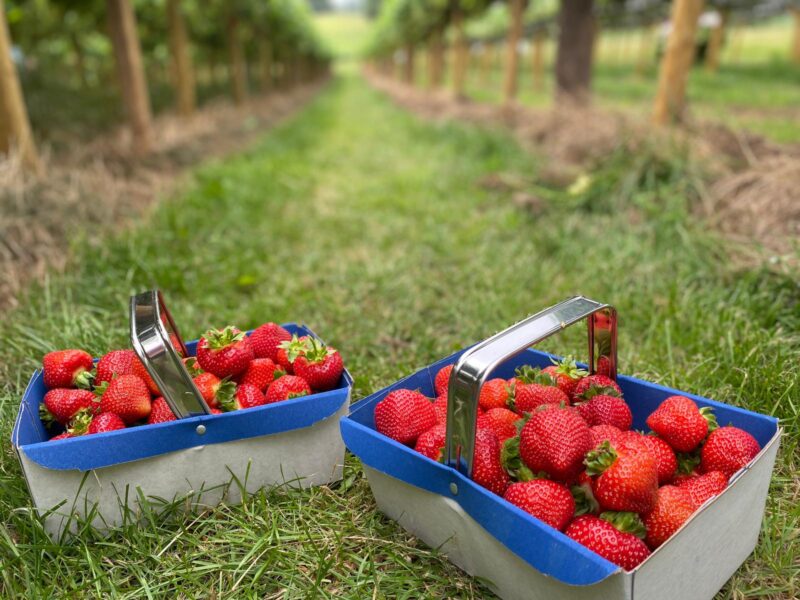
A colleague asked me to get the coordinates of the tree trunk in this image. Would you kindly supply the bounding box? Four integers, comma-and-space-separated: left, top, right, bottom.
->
531, 31, 545, 90
792, 8, 800, 64
166, 0, 195, 117
226, 15, 248, 104
653, 0, 705, 125
555, 0, 596, 105
403, 42, 415, 85
452, 6, 468, 99
259, 37, 273, 92
503, 0, 525, 105
704, 9, 727, 72
106, 0, 153, 155
428, 27, 444, 89
0, 0, 39, 171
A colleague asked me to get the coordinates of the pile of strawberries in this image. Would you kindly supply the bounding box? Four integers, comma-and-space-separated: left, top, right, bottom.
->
40, 322, 344, 441
374, 357, 761, 571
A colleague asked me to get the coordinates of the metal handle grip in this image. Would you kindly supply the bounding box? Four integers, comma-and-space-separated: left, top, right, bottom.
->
444, 296, 617, 477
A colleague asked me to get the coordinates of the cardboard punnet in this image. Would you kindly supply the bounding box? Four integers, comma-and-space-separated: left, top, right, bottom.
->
341, 345, 781, 600
13, 323, 352, 538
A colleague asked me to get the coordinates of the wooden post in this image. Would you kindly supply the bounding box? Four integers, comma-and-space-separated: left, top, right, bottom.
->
166, 0, 195, 117
403, 42, 415, 85
555, 0, 596, 105
452, 6, 468, 99
792, 8, 800, 64
106, 0, 153, 155
503, 0, 525, 105
0, 0, 39, 171
428, 27, 444, 89
704, 9, 728, 72
259, 37, 273, 92
531, 30, 545, 90
653, 0, 705, 125
226, 14, 248, 104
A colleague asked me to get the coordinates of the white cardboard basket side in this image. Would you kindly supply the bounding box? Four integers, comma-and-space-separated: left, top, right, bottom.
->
363, 429, 780, 600
19, 398, 349, 538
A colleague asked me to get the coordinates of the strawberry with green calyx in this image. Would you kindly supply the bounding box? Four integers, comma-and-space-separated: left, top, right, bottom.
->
646, 395, 717, 453
265, 374, 312, 404
643, 485, 696, 549
503, 479, 575, 531
513, 365, 558, 388
501, 434, 536, 482
576, 391, 632, 430
432, 393, 448, 424
675, 450, 701, 478
238, 357, 283, 392
249, 322, 292, 362
588, 424, 625, 450
291, 337, 345, 391
700, 426, 760, 477
70, 409, 126, 435
434, 364, 453, 397
676, 470, 728, 507
572, 471, 600, 516
220, 383, 267, 411
472, 429, 511, 496
599, 511, 648, 540
40, 388, 98, 426
374, 388, 436, 445
519, 404, 592, 482
182, 356, 203, 377
147, 397, 177, 424
511, 366, 570, 414
196, 326, 254, 379
96, 374, 152, 424
49, 432, 73, 442
565, 514, 651, 571
478, 407, 521, 443
42, 349, 94, 390
542, 356, 588, 398
479, 378, 514, 411
95, 349, 159, 395
193, 372, 235, 410
572, 374, 622, 403
585, 439, 658, 514
414, 423, 446, 461
639, 434, 678, 485
276, 334, 312, 371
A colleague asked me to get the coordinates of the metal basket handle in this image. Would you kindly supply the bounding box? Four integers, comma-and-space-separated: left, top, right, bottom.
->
444, 296, 617, 477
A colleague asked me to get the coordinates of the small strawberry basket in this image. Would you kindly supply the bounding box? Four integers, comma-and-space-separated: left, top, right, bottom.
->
341, 296, 781, 600
12, 290, 352, 538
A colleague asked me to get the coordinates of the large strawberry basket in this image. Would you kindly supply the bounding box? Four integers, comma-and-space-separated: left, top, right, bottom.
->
340, 296, 781, 600
12, 290, 352, 538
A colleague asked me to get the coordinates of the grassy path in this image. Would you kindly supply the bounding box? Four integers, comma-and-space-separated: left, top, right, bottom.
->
1, 76, 798, 598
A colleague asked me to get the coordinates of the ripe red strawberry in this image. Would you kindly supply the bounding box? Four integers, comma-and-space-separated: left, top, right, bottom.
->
414, 423, 446, 461
572, 374, 622, 402
677, 470, 728, 507
192, 372, 235, 409
646, 396, 717, 453
586, 439, 658, 514
87, 412, 126, 434
639, 435, 678, 485
514, 383, 569, 415
42, 349, 94, 390
433, 393, 448, 424
479, 378, 512, 411
95, 349, 159, 395
182, 356, 203, 376
49, 432, 73, 442
578, 394, 632, 430
291, 337, 345, 391
472, 429, 510, 495
265, 374, 312, 403
478, 407, 520, 443
238, 358, 282, 391
374, 389, 437, 445
565, 515, 651, 571
700, 426, 760, 477
503, 480, 575, 531
41, 389, 97, 425
542, 356, 588, 398
249, 322, 292, 361
275, 334, 313, 373
519, 405, 592, 482
147, 397, 176, 424
98, 374, 152, 424
220, 383, 267, 411
196, 326, 254, 378
589, 424, 625, 450
434, 364, 453, 396
643, 485, 696, 549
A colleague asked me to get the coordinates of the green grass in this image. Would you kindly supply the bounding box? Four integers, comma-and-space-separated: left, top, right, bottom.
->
1, 75, 798, 598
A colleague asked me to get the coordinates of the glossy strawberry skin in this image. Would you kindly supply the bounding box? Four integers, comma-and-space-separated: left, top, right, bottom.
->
646, 396, 713, 453
478, 408, 520, 443
639, 435, 678, 485
579, 394, 632, 430
479, 378, 512, 411
643, 485, 696, 549
99, 374, 152, 424
265, 374, 312, 403
146, 397, 177, 424
248, 322, 292, 361
192, 372, 233, 409
43, 389, 97, 425
519, 405, 592, 482
42, 349, 93, 389
433, 393, 448, 424
95, 349, 159, 395
565, 515, 651, 571
514, 383, 569, 415
232, 383, 267, 410
434, 364, 453, 397
414, 423, 446, 461
589, 424, 625, 450
293, 349, 344, 391
472, 429, 510, 495
572, 374, 622, 402
677, 470, 728, 507
503, 480, 575, 531
700, 426, 760, 477
49, 432, 73, 442
374, 389, 437, 446
196, 327, 254, 379
88, 412, 126, 434
238, 358, 281, 391
588, 439, 659, 514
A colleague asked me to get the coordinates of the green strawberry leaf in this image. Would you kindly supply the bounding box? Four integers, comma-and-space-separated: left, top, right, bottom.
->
600, 511, 647, 539
584, 440, 618, 476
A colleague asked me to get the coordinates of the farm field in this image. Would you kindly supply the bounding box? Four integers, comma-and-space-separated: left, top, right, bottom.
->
1, 73, 798, 598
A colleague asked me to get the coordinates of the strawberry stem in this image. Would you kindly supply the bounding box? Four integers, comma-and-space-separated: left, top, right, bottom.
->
600, 511, 647, 539
584, 441, 618, 476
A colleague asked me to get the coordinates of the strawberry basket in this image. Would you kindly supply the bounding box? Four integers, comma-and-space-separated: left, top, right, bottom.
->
12, 290, 352, 538
341, 296, 781, 600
